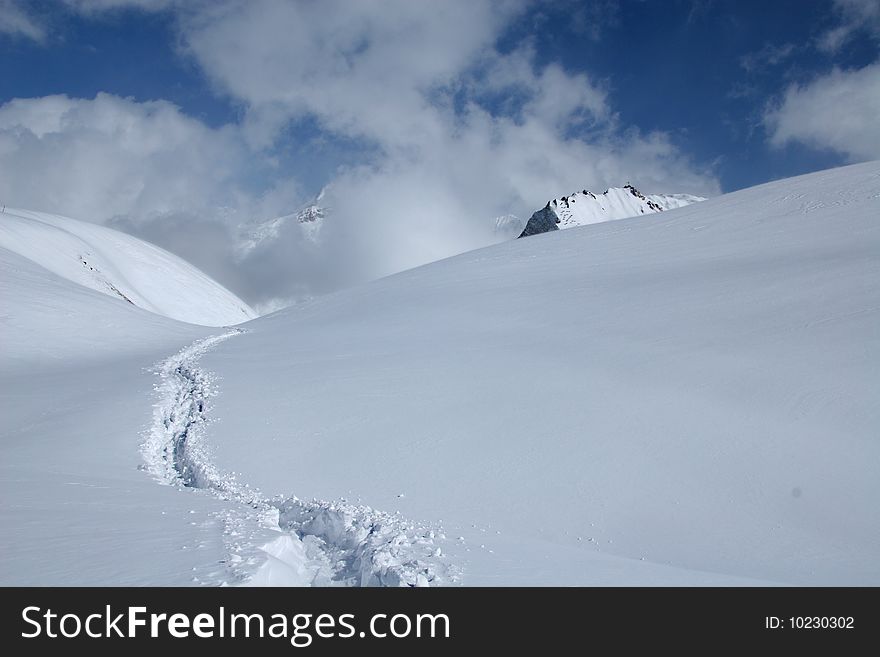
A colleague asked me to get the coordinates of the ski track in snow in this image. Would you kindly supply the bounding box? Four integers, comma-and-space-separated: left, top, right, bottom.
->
141, 331, 456, 587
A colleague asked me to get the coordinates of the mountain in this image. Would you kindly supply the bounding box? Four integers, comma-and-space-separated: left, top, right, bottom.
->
236, 191, 327, 258
492, 214, 526, 239
232, 184, 700, 265
2, 161, 878, 586
518, 184, 705, 237
0, 208, 256, 326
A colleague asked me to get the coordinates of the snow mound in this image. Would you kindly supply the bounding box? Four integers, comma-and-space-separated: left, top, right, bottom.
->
0, 208, 256, 326
519, 184, 704, 237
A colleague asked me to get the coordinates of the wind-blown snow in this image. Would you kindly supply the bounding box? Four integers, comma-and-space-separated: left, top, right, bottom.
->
0, 208, 256, 326
1, 161, 878, 586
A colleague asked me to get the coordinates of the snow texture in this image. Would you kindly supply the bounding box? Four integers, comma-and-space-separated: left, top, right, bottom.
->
143, 331, 455, 586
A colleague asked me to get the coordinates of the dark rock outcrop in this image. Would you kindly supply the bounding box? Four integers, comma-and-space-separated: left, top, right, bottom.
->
517, 204, 559, 238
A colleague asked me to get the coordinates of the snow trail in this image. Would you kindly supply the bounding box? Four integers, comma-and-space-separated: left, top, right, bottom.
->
142, 331, 455, 587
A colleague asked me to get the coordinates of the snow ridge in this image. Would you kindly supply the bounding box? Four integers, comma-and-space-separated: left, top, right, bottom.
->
519, 184, 705, 237
142, 332, 455, 587
0, 208, 256, 326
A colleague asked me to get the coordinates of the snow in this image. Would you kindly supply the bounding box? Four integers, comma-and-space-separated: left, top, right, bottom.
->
200, 161, 880, 585
0, 247, 199, 370
236, 204, 326, 257
140, 329, 454, 586
1, 161, 878, 586
0, 207, 256, 326
520, 184, 705, 236
0, 248, 223, 584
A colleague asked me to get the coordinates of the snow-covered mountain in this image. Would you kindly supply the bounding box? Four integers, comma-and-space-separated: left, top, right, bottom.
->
1, 161, 878, 586
236, 204, 326, 256
0, 208, 256, 326
519, 184, 705, 237
234, 184, 702, 257
492, 214, 526, 239
236, 190, 327, 258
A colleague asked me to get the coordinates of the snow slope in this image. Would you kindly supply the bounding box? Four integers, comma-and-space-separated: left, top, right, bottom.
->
0, 247, 232, 584
198, 161, 879, 585
519, 184, 704, 237
0, 208, 256, 326
1, 161, 878, 586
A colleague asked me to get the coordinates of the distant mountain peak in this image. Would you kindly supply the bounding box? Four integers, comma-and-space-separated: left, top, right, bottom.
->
296, 205, 324, 224
519, 185, 705, 238
236, 190, 328, 257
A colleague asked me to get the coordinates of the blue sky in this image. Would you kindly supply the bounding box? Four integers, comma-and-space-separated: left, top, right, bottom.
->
2, 0, 876, 193
515, 0, 879, 190
0, 5, 232, 124
0, 0, 878, 307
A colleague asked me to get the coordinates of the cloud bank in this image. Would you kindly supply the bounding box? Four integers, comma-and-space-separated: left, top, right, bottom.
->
0, 0, 719, 310
764, 0, 880, 163
765, 63, 880, 162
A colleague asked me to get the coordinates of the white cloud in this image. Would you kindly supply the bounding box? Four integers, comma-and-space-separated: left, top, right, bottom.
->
0, 0, 46, 42
61, 0, 180, 12
179, 0, 528, 148
172, 0, 717, 282
764, 63, 880, 161
0, 93, 292, 222
818, 0, 880, 52
0, 92, 317, 304
0, 0, 719, 309
739, 43, 796, 73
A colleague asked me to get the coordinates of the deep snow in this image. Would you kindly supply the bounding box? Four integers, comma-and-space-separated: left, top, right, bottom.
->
1, 161, 878, 586
141, 330, 453, 586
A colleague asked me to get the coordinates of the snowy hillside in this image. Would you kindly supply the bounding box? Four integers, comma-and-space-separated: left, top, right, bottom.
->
0, 208, 256, 326
519, 184, 704, 237
189, 161, 879, 585
0, 243, 223, 585
1, 161, 878, 587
